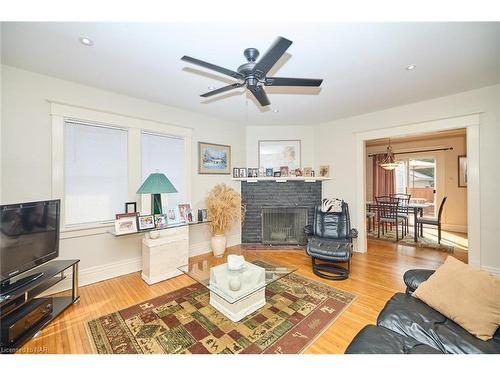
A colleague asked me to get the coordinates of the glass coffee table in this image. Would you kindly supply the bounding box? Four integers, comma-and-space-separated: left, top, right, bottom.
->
178, 250, 297, 322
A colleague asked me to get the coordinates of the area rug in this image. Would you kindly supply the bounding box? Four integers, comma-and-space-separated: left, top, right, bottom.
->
86, 273, 355, 354
367, 229, 454, 252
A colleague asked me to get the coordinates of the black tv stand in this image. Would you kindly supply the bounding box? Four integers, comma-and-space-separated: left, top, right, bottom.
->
0, 260, 79, 353
0, 272, 45, 297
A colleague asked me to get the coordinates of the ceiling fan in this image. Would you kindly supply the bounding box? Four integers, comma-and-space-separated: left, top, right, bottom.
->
181, 36, 323, 107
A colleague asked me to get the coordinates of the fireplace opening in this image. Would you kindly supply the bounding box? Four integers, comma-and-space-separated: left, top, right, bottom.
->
261, 207, 308, 246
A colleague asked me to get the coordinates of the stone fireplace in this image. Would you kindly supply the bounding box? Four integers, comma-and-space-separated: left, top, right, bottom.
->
241, 181, 322, 245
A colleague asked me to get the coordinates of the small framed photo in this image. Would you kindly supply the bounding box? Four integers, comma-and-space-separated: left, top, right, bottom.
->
154, 214, 168, 228
266, 168, 274, 177
280, 166, 289, 177
295, 168, 303, 176
178, 203, 194, 223
273, 171, 281, 177
258, 167, 265, 177
458, 155, 467, 188
239, 168, 247, 178
249, 168, 258, 178
319, 165, 330, 177
115, 213, 138, 235
166, 206, 181, 225
232, 168, 240, 178
138, 215, 155, 230
201, 209, 208, 221
303, 167, 313, 177
125, 202, 137, 214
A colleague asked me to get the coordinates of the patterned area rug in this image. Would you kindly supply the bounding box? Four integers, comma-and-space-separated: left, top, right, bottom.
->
367, 229, 454, 252
86, 273, 355, 354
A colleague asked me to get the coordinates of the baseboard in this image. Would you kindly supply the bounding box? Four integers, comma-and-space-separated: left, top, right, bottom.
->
441, 224, 468, 233
41, 256, 142, 296
481, 265, 500, 276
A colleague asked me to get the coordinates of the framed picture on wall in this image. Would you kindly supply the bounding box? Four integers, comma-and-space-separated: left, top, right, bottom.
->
258, 140, 301, 171
458, 155, 467, 188
198, 142, 231, 174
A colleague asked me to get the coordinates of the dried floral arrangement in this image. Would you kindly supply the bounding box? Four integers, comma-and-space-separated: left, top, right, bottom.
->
205, 183, 245, 235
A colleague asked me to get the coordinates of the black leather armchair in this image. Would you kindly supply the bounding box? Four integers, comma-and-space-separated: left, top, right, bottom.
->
304, 202, 357, 280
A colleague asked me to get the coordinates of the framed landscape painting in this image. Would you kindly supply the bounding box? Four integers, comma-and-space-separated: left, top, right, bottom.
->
198, 142, 231, 174
259, 140, 301, 171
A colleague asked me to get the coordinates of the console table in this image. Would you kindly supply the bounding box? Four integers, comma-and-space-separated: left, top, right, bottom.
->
0, 260, 80, 353
108, 221, 209, 285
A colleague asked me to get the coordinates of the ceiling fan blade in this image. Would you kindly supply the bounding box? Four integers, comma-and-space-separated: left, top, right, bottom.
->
249, 86, 271, 106
252, 37, 292, 78
265, 77, 323, 87
200, 83, 243, 97
181, 55, 243, 80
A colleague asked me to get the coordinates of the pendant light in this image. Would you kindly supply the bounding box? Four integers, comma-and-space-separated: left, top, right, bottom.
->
379, 139, 399, 170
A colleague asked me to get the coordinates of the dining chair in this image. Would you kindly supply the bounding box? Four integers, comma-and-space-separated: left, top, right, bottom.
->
391, 193, 411, 236
415, 197, 447, 244
375, 196, 405, 241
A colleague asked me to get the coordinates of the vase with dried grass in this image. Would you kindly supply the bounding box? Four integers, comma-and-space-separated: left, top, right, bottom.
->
205, 183, 245, 256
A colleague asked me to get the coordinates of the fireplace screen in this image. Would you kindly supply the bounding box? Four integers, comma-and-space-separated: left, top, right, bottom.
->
261, 207, 308, 245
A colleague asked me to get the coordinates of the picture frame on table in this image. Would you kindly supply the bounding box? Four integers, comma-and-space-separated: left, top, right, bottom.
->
198, 142, 231, 175
295, 168, 303, 176
232, 168, 240, 178
458, 155, 467, 188
239, 168, 247, 178
137, 215, 155, 230
258, 140, 301, 171
124, 201, 137, 214
273, 171, 281, 177
115, 213, 138, 235
266, 168, 274, 177
178, 203, 194, 223
154, 214, 168, 228
166, 206, 181, 225
258, 167, 265, 177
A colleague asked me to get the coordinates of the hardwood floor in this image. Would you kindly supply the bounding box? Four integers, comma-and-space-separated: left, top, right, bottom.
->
18, 240, 466, 354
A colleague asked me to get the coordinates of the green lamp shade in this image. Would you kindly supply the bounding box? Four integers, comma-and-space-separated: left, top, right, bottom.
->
137, 173, 177, 215
137, 173, 178, 194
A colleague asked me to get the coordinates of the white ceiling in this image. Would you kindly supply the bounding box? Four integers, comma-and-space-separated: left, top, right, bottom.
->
2, 22, 499, 126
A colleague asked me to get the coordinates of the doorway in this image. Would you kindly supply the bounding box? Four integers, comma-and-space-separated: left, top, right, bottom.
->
355, 114, 480, 267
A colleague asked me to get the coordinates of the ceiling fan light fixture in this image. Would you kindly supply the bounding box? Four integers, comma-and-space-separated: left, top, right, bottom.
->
405, 64, 417, 71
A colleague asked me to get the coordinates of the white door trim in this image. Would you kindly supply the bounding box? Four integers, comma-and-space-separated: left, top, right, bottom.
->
354, 114, 481, 267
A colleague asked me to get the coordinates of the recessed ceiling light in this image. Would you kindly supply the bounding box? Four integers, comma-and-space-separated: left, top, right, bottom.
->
79, 37, 94, 46
405, 64, 416, 71
208, 86, 215, 90
272, 109, 279, 113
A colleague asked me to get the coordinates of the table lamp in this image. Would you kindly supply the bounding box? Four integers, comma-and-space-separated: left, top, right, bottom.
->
137, 173, 177, 215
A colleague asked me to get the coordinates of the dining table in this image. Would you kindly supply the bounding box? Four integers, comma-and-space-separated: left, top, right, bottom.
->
366, 201, 434, 242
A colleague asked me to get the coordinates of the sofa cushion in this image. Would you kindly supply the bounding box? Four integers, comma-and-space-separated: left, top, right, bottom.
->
412, 256, 500, 341
344, 325, 441, 354
377, 293, 500, 354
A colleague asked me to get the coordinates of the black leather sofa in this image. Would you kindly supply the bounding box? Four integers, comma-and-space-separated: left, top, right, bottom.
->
345, 269, 500, 354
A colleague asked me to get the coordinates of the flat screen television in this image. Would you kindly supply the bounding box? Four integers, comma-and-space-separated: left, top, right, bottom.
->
0, 199, 60, 295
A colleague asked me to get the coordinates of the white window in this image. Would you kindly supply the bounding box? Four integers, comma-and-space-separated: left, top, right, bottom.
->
141, 132, 186, 208
64, 121, 128, 226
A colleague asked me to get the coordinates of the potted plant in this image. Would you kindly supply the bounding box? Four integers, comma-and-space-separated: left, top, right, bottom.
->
205, 183, 244, 256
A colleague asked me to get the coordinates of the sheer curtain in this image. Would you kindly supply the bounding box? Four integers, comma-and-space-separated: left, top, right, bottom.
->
373, 154, 395, 198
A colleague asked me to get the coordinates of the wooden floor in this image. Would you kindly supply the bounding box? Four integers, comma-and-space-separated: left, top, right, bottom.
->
18, 240, 467, 354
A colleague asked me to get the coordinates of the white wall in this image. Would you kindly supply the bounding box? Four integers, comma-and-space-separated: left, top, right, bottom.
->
365, 135, 468, 232
1, 65, 244, 287
245, 125, 315, 170
316, 84, 500, 272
